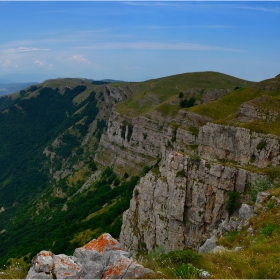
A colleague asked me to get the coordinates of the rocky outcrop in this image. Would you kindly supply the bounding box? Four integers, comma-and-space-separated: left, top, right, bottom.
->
200, 88, 231, 103
26, 233, 152, 279
198, 123, 280, 168
168, 88, 231, 106
238, 96, 278, 123
120, 150, 259, 256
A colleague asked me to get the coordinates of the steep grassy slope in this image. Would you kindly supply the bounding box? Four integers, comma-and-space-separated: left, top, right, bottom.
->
115, 71, 254, 117
190, 74, 280, 136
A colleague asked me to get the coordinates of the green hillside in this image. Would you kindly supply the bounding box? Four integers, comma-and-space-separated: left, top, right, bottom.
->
115, 71, 254, 117
190, 74, 280, 136
0, 79, 134, 264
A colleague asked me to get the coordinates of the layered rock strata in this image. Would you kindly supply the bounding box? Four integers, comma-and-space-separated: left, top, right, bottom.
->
96, 104, 280, 175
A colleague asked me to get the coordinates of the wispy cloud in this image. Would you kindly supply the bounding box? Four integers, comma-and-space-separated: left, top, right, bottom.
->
141, 25, 234, 30
74, 42, 245, 52
0, 59, 19, 70
225, 3, 280, 14
124, 1, 280, 14
4, 47, 50, 53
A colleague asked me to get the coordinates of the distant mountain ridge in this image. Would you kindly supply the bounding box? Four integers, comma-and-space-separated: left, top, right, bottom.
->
0, 82, 38, 96
0, 73, 58, 83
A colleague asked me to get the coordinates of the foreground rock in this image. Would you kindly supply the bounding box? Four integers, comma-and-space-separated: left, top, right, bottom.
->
26, 233, 152, 279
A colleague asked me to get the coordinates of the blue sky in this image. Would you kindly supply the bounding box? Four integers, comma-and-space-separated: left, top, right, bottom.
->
0, 1, 279, 82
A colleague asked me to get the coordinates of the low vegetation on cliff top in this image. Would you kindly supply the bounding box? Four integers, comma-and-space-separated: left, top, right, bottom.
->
191, 74, 280, 136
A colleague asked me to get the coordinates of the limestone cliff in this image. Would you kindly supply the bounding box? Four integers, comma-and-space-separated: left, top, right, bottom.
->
94, 84, 280, 255
119, 150, 260, 256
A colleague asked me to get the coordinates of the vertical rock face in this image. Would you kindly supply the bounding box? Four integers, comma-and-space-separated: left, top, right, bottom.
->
96, 103, 280, 175
96, 98, 280, 254
26, 233, 152, 279
120, 151, 259, 256
198, 123, 280, 168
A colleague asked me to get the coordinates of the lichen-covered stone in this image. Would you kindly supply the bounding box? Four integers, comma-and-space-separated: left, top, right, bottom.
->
26, 233, 151, 279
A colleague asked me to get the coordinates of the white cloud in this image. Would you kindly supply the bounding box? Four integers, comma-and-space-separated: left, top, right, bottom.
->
1, 59, 18, 70
34, 59, 44, 67
70, 55, 91, 65
2, 59, 12, 67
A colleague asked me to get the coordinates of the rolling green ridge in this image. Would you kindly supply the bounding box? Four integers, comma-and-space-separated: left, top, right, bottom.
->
115, 71, 254, 117
1, 70, 280, 273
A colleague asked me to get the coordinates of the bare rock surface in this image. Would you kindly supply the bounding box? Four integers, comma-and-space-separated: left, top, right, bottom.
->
26, 233, 152, 279
120, 151, 259, 256
238, 96, 278, 123
198, 236, 217, 253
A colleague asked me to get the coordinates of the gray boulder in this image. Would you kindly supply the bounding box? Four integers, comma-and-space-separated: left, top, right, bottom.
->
238, 204, 253, 220
26, 233, 152, 279
198, 236, 216, 253
254, 191, 270, 210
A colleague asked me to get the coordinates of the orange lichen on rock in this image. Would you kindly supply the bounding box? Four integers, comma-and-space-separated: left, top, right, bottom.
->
59, 257, 80, 270
41, 251, 53, 257
83, 233, 123, 252
103, 260, 130, 278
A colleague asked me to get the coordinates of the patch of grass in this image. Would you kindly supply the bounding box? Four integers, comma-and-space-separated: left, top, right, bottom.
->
159, 249, 201, 265
142, 248, 202, 279
154, 102, 179, 117
187, 126, 199, 136
190, 87, 256, 120
174, 263, 197, 279
249, 176, 275, 202
260, 224, 278, 236
0, 258, 29, 279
